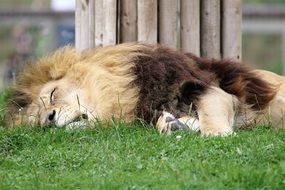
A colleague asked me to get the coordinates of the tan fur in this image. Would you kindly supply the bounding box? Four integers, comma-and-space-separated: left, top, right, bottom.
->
196, 87, 238, 136
8, 44, 150, 126
253, 70, 285, 128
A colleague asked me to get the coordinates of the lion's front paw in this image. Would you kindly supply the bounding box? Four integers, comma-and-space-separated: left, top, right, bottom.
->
156, 111, 195, 135
201, 127, 234, 137
156, 111, 175, 134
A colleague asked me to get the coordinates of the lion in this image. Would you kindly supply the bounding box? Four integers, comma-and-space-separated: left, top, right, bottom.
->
5, 43, 285, 136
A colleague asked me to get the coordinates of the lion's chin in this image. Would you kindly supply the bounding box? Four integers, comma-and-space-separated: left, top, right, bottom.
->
63, 121, 88, 130
49, 114, 89, 130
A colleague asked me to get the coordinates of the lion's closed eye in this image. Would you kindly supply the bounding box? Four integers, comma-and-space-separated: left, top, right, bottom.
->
50, 88, 57, 104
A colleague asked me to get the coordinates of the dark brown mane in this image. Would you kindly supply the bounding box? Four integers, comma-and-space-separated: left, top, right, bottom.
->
133, 45, 212, 123
133, 45, 277, 123
187, 53, 277, 110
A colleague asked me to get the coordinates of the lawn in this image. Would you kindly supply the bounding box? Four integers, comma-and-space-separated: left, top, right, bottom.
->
0, 91, 285, 189
1, 124, 285, 190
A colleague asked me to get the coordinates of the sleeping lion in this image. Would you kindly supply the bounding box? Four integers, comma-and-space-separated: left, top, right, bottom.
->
5, 43, 285, 136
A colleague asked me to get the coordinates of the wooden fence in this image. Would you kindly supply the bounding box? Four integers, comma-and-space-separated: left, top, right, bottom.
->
75, 0, 242, 60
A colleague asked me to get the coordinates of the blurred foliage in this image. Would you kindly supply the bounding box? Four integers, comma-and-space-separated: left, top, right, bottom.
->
242, 33, 283, 74
0, 26, 13, 61
244, 0, 285, 4
0, 0, 51, 9
0, 25, 46, 60
0, 0, 34, 5
0, 24, 50, 88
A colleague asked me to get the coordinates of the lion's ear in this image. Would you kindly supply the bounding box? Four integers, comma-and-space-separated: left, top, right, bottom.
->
179, 80, 207, 104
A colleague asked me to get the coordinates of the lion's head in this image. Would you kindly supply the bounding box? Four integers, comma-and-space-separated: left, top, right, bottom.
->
5, 47, 92, 127
25, 78, 92, 127
6, 44, 142, 127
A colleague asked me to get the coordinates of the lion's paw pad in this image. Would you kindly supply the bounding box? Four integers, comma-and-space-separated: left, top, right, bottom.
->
156, 111, 195, 134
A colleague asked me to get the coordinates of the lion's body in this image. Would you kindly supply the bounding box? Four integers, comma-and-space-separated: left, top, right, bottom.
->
252, 70, 285, 128
6, 43, 285, 136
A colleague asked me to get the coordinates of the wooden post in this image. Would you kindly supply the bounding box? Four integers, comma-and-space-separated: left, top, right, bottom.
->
201, 0, 221, 59
159, 0, 178, 48
180, 0, 200, 55
75, 0, 242, 61
75, 0, 81, 50
282, 32, 285, 75
95, 0, 104, 47
103, 0, 117, 46
88, 0, 95, 48
222, 0, 242, 61
80, 0, 90, 51
120, 0, 137, 42
137, 0, 158, 43
75, 0, 95, 51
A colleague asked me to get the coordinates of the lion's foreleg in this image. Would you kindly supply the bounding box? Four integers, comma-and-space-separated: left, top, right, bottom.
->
197, 87, 238, 137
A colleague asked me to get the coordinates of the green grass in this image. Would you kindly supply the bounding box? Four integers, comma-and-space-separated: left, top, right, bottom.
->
1, 124, 285, 189
1, 91, 285, 189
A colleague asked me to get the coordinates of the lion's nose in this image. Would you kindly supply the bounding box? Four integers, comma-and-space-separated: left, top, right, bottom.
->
82, 113, 88, 120
46, 110, 56, 124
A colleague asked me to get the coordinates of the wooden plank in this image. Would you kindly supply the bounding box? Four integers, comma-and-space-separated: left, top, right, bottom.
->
201, 0, 221, 59
80, 0, 90, 50
88, 0, 95, 48
137, 0, 158, 43
222, 0, 242, 60
103, 0, 117, 46
95, 0, 104, 47
159, 0, 178, 48
120, 0, 137, 42
282, 32, 285, 75
75, 0, 82, 51
180, 0, 200, 55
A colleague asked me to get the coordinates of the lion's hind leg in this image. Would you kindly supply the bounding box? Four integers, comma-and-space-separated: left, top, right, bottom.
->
156, 111, 200, 135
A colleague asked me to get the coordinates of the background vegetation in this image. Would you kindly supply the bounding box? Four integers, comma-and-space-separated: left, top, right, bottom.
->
244, 0, 285, 4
